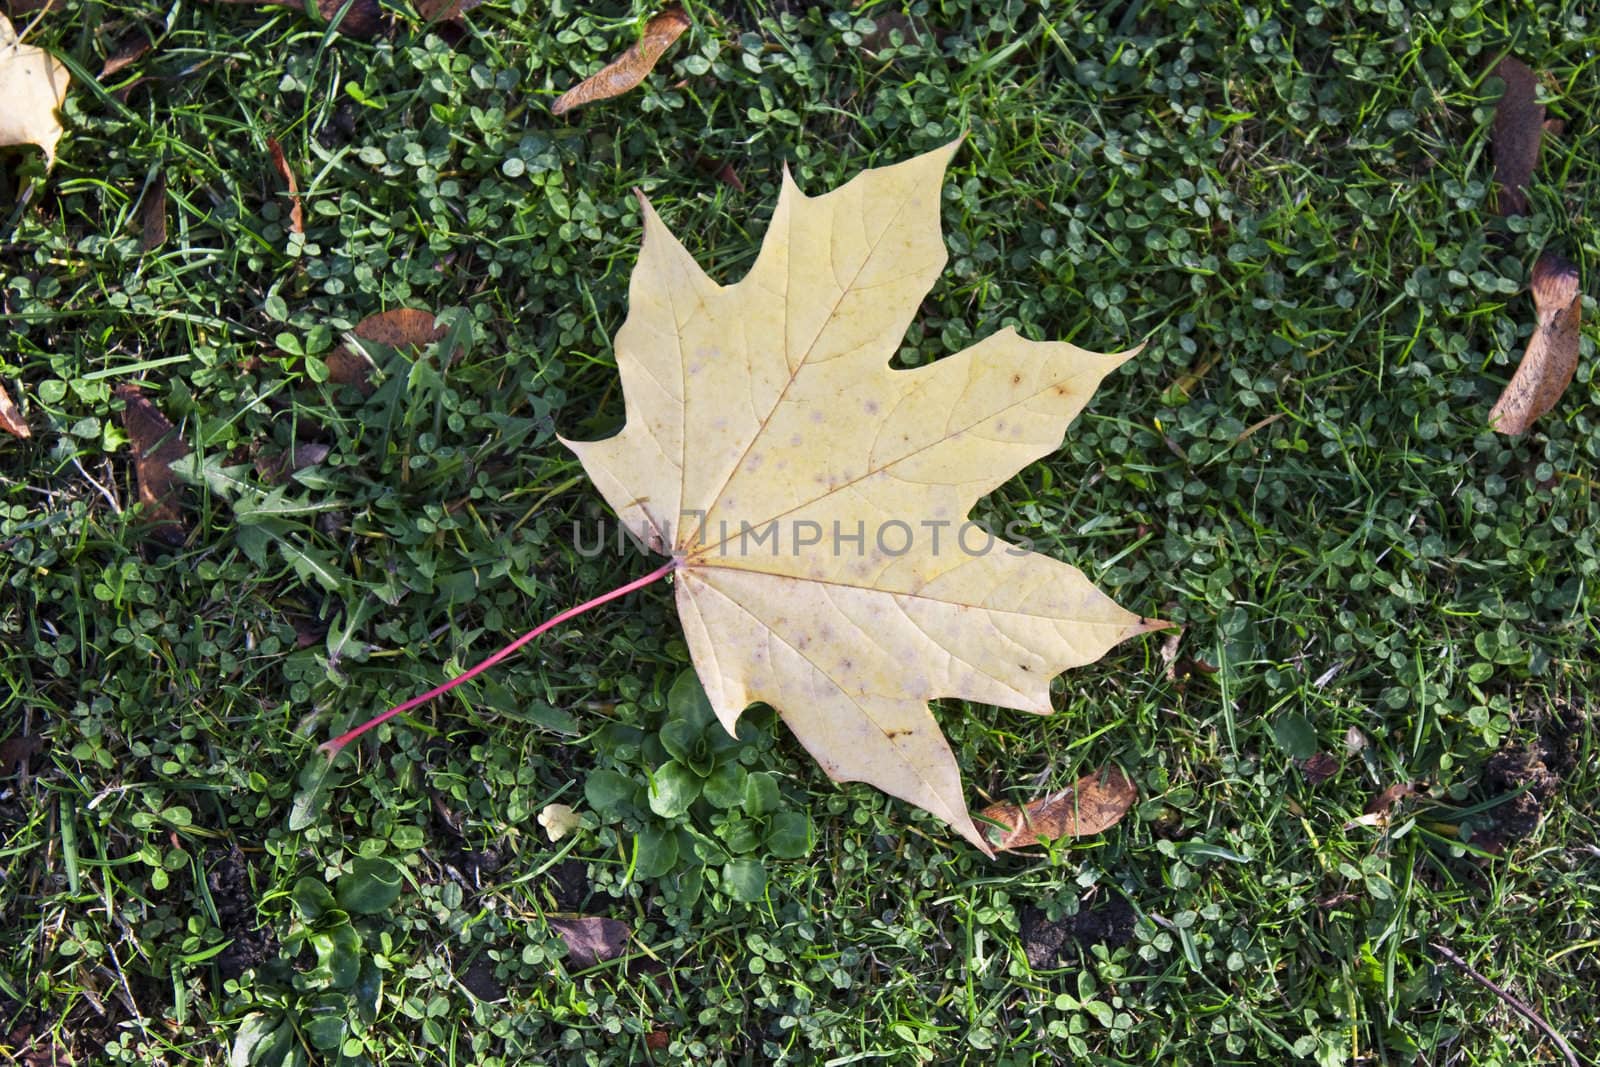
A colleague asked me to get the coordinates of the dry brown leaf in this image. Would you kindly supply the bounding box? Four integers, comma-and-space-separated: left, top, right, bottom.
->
0, 14, 71, 167
254, 441, 330, 483
1489, 252, 1582, 435
266, 137, 305, 236
644, 1030, 670, 1051
1364, 780, 1418, 817
98, 30, 152, 79
350, 307, 445, 350
547, 916, 629, 969
0, 379, 29, 438
324, 308, 446, 395
979, 767, 1138, 850
550, 7, 689, 116
1298, 751, 1339, 786
415, 0, 483, 22
209, 0, 384, 37
115, 383, 189, 544
1490, 57, 1542, 217
563, 143, 1161, 853
141, 169, 167, 251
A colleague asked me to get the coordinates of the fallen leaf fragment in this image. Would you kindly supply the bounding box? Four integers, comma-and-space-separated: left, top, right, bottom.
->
209, 0, 384, 38
550, 6, 689, 116
99, 30, 153, 79
323, 307, 446, 394
1489, 57, 1543, 217
141, 169, 167, 251
644, 1030, 670, 1051
321, 308, 446, 393
1364, 780, 1418, 817
415, 0, 483, 22
349, 307, 444, 350
548, 916, 629, 969
537, 802, 582, 842
115, 383, 190, 544
1297, 751, 1339, 786
979, 767, 1138, 850
0, 379, 29, 438
254, 442, 330, 483
1489, 252, 1582, 435
266, 137, 305, 236
0, 14, 71, 167
563, 142, 1161, 854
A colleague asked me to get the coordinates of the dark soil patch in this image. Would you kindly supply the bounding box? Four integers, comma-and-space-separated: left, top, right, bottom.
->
458, 954, 505, 1002
207, 846, 277, 983
1482, 742, 1561, 842
2, 997, 74, 1067
1019, 895, 1136, 970
546, 859, 588, 911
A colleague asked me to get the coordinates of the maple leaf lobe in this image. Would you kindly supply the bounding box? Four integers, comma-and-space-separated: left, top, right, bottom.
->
565, 142, 1159, 853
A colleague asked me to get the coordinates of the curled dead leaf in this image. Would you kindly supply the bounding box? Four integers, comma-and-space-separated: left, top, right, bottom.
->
1489, 57, 1542, 217
979, 766, 1137, 851
1489, 252, 1582, 435
547, 915, 629, 969
115, 383, 190, 544
550, 7, 690, 116
0, 379, 29, 438
0, 14, 71, 167
266, 137, 305, 236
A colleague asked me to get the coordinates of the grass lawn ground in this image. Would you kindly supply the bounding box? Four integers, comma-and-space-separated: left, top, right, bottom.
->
2, 0, 1598, 1063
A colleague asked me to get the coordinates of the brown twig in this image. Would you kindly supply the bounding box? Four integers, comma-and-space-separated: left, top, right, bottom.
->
1431, 941, 1580, 1067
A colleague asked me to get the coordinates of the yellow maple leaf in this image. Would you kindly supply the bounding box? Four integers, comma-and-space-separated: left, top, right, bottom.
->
564, 141, 1160, 853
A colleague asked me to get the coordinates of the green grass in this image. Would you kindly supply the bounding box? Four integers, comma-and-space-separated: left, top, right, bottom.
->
3, 0, 1598, 1064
